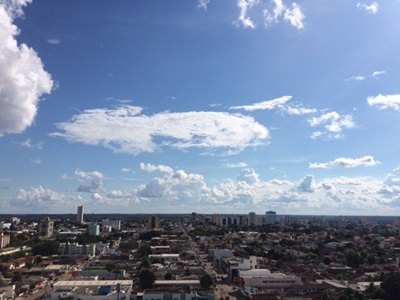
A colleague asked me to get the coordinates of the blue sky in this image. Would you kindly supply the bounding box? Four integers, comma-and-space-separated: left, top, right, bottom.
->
1, 0, 400, 215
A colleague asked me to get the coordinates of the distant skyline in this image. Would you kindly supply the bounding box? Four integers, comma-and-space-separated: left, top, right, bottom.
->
1, 0, 400, 215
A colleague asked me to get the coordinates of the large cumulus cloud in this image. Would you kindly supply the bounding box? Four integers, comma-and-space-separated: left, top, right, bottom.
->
0, 0, 53, 136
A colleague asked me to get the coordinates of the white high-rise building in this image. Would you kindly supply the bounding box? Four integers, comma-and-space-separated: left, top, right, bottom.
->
77, 205, 84, 224
248, 212, 256, 225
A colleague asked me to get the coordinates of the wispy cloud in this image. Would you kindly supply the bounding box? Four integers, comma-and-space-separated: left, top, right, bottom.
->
310, 155, 380, 169
263, 0, 305, 30
230, 95, 292, 111
371, 70, 386, 78
357, 2, 379, 14
52, 105, 269, 156
236, 0, 259, 29
47, 38, 61, 45
19, 139, 44, 149
308, 111, 355, 140
345, 75, 365, 82
197, 0, 210, 11
224, 162, 249, 168
367, 94, 400, 111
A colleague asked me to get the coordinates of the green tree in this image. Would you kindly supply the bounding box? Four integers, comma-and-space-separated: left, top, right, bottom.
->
381, 272, 400, 300
200, 273, 213, 288
32, 241, 58, 256
139, 269, 155, 289
164, 272, 173, 280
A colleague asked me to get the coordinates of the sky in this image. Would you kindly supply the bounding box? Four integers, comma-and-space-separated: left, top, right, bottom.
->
1, 0, 400, 215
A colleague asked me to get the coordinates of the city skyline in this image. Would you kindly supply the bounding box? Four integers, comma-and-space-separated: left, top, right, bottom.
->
1, 0, 400, 215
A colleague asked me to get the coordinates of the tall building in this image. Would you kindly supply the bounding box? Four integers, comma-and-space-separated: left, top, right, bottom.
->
38, 217, 54, 238
265, 211, 277, 224
148, 215, 160, 229
77, 205, 84, 224
248, 212, 256, 225
0, 232, 11, 248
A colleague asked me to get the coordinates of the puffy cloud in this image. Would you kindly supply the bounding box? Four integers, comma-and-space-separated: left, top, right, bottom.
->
230, 95, 292, 111
310, 156, 380, 169
236, 0, 259, 29
140, 163, 173, 174
0, 0, 53, 136
237, 168, 260, 184
367, 94, 400, 111
52, 106, 269, 156
75, 170, 104, 193
308, 111, 355, 139
16, 185, 65, 206
135, 169, 210, 204
298, 175, 316, 193
263, 0, 305, 30
121, 168, 131, 172
197, 0, 210, 11
356, 2, 379, 14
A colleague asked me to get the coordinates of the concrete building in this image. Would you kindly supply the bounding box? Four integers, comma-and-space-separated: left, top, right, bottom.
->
248, 212, 256, 225
239, 269, 301, 289
212, 249, 234, 267
101, 219, 121, 231
225, 256, 258, 279
264, 211, 277, 224
132, 280, 214, 300
88, 224, 100, 236
50, 280, 132, 300
148, 215, 160, 229
38, 217, 54, 238
0, 232, 11, 248
77, 205, 84, 224
148, 253, 180, 263
58, 242, 96, 256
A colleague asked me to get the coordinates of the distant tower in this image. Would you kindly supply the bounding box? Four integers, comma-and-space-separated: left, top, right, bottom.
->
77, 205, 84, 224
248, 212, 256, 225
38, 217, 54, 238
265, 211, 277, 224
148, 215, 160, 229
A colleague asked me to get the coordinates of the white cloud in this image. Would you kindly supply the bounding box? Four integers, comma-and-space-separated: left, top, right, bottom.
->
367, 94, 400, 111
225, 162, 248, 168
30, 158, 42, 164
230, 95, 292, 111
371, 70, 385, 78
263, 0, 305, 30
308, 111, 355, 139
140, 163, 173, 174
19, 138, 44, 149
75, 170, 104, 193
309, 155, 380, 169
52, 105, 269, 156
47, 38, 61, 45
237, 168, 260, 184
121, 168, 131, 172
0, 0, 53, 136
357, 2, 379, 14
197, 0, 210, 11
9, 165, 400, 214
279, 104, 317, 116
298, 175, 316, 193
345, 75, 365, 81
236, 0, 259, 29
16, 185, 65, 206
